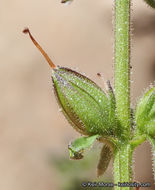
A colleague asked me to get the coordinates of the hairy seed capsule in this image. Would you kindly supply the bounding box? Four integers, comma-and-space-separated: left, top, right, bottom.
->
52, 67, 112, 135
23, 28, 115, 136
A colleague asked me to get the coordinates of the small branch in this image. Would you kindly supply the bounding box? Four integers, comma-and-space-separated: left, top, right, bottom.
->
144, 0, 155, 8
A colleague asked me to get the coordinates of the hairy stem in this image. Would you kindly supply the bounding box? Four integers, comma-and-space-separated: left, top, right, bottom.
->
114, 0, 131, 138
114, 0, 132, 188
113, 144, 133, 190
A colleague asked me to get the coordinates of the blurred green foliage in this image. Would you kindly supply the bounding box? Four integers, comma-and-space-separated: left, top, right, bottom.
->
51, 148, 113, 190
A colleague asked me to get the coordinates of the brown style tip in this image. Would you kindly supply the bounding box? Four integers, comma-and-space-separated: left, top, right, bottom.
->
97, 73, 101, 77
23, 27, 56, 69
61, 0, 71, 3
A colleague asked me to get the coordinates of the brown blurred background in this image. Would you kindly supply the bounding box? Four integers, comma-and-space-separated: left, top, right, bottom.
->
0, 0, 155, 189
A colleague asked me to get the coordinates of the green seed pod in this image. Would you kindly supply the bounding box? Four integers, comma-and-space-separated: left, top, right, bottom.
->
135, 86, 155, 137
52, 67, 112, 135
23, 28, 116, 136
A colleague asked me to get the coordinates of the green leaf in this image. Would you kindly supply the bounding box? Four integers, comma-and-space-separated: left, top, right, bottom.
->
144, 0, 155, 8
97, 144, 112, 177
135, 86, 155, 137
68, 135, 99, 160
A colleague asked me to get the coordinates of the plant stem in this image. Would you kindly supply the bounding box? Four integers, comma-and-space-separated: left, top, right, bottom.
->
114, 0, 131, 138
113, 144, 133, 190
113, 0, 132, 188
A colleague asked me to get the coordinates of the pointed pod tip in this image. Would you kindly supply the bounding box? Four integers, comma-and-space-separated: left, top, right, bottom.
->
96, 169, 103, 178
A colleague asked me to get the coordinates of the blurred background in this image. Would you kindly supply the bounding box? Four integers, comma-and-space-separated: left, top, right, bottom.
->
0, 0, 155, 189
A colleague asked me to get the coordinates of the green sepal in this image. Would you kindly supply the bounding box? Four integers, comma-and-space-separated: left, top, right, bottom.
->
68, 135, 99, 160
144, 0, 155, 8
106, 81, 119, 136
135, 86, 155, 137
97, 144, 112, 177
107, 81, 116, 123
